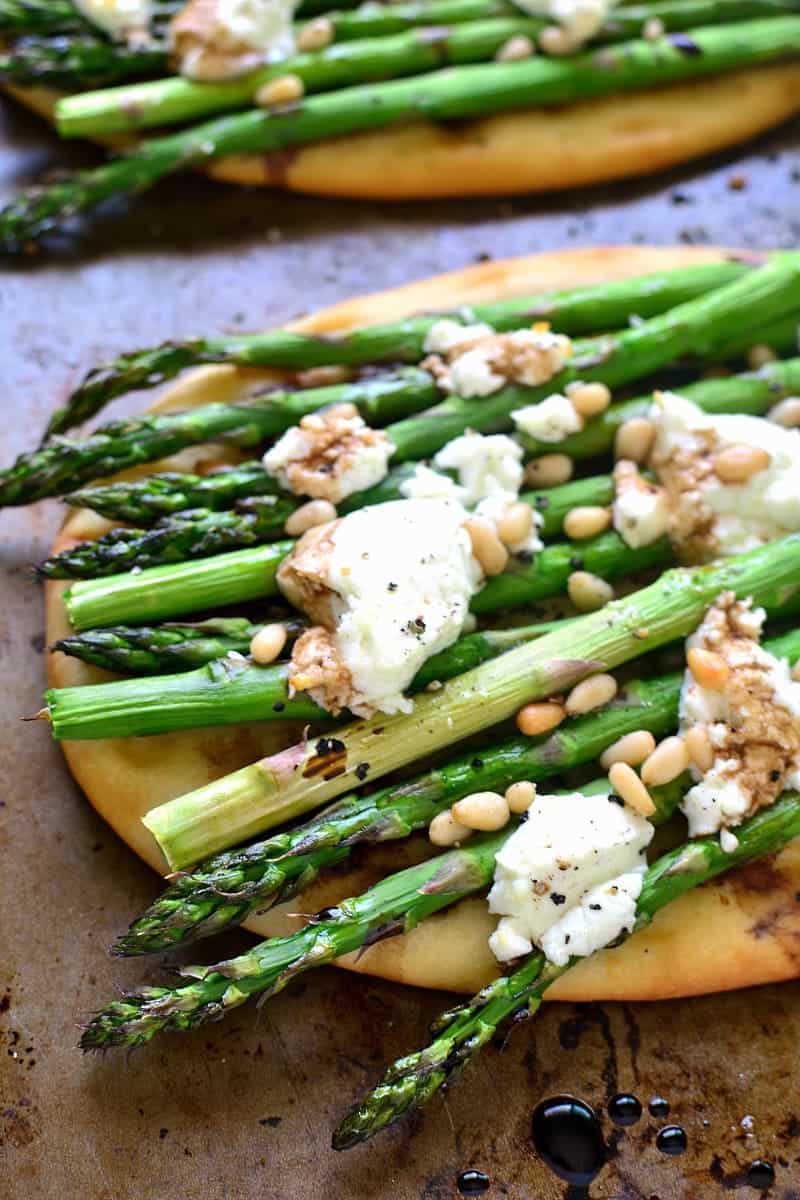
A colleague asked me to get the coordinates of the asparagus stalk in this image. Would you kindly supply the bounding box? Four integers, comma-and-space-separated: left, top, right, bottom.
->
48, 259, 750, 436
66, 461, 280, 524
43, 469, 618, 577
142, 534, 800, 869
52, 615, 307, 674
64, 525, 670, 630
57, 0, 799, 137
4, 18, 800, 252
46, 620, 572, 738
0, 32, 167, 87
333, 791, 800, 1148
386, 254, 800, 460
0, 369, 437, 506
0, 0, 97, 33
110, 626, 800, 954
39, 496, 298, 578
81, 779, 657, 1045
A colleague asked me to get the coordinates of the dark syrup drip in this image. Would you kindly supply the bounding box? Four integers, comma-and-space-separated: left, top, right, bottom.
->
531, 1095, 606, 1186
608, 1094, 642, 1127
746, 1160, 775, 1190
655, 1125, 687, 1156
456, 1169, 490, 1196
648, 1096, 670, 1118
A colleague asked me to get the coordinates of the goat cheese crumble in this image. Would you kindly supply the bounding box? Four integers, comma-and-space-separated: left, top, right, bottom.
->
512, 0, 619, 43
648, 390, 800, 559
400, 431, 544, 556
612, 460, 670, 549
277, 498, 483, 716
512, 392, 584, 443
679, 594, 800, 838
422, 321, 572, 399
76, 0, 152, 38
488, 791, 653, 966
263, 403, 394, 503
171, 0, 298, 80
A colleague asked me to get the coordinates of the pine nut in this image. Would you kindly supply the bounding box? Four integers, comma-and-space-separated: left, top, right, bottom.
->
640, 735, 689, 786
296, 364, 351, 389
505, 780, 537, 813
249, 623, 287, 665
495, 33, 535, 61
642, 15, 664, 38
497, 501, 533, 548
793, 661, 800, 682
747, 343, 777, 369
768, 396, 800, 428
452, 791, 510, 832
685, 723, 714, 772
687, 647, 730, 690
600, 730, 656, 770
285, 498, 337, 536
525, 453, 573, 488
296, 14, 334, 50
720, 828, 739, 853
566, 381, 612, 418
563, 505, 611, 540
614, 417, 656, 464
465, 517, 509, 576
567, 570, 614, 612
539, 23, 577, 54
516, 702, 565, 737
429, 810, 473, 846
565, 672, 618, 716
608, 762, 656, 817
713, 444, 771, 484
255, 74, 305, 108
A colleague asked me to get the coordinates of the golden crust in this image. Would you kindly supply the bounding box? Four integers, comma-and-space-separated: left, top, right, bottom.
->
43, 245, 800, 998
6, 63, 800, 198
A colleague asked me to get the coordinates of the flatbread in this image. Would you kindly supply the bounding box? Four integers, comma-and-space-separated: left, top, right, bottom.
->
44, 245, 800, 998
7, 61, 800, 198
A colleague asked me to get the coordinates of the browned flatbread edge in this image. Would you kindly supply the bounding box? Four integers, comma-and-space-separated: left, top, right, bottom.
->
6, 62, 800, 199
43, 244, 800, 998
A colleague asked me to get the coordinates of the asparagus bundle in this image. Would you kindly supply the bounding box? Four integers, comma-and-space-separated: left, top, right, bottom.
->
112, 627, 800, 955
47, 258, 751, 435
3, 18, 800, 251
140, 534, 800, 870
82, 776, 680, 1046
57, 0, 799, 137
0, 32, 168, 87
333, 793, 800, 1148
42, 468, 621, 576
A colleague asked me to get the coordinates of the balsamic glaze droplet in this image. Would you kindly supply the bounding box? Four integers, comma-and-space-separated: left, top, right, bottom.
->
655, 1125, 687, 1156
608, 1094, 642, 1127
531, 1095, 606, 1186
456, 1169, 490, 1196
648, 1096, 670, 1118
746, 1160, 775, 1190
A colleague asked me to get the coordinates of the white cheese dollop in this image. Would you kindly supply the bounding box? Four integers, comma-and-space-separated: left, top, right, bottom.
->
263, 409, 394, 502
400, 431, 544, 557
75, 0, 152, 38
512, 392, 584, 443
214, 0, 297, 60
488, 791, 653, 966
652, 391, 800, 556
511, 0, 619, 42
612, 480, 670, 549
423, 319, 495, 355
323, 498, 483, 716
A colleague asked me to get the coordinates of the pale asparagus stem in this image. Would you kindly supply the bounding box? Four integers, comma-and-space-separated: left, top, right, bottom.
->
143, 534, 800, 869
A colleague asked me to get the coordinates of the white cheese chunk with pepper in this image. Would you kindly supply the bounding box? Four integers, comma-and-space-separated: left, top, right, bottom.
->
488, 791, 653, 966
512, 392, 583, 443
